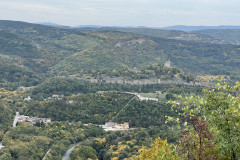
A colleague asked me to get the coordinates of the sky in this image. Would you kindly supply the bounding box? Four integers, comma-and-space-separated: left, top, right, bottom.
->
0, 0, 240, 27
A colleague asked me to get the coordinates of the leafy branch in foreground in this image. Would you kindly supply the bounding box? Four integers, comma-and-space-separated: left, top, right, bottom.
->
177, 115, 217, 160
166, 81, 240, 160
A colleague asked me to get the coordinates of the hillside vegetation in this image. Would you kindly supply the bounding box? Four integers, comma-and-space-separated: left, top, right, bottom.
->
0, 20, 240, 88
194, 29, 240, 44
0, 20, 239, 160
106, 28, 227, 44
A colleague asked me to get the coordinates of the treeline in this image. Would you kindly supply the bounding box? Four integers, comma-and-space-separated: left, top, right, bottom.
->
1, 20, 240, 83
0, 30, 41, 58
24, 92, 179, 128
31, 78, 203, 100
0, 62, 41, 86
0, 121, 105, 160
138, 82, 240, 160
0, 121, 178, 160
74, 64, 194, 82
0, 102, 14, 132
69, 126, 179, 160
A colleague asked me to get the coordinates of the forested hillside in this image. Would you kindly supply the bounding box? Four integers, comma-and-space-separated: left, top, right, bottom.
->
0, 20, 240, 82
105, 27, 227, 44
0, 20, 240, 160
194, 29, 240, 44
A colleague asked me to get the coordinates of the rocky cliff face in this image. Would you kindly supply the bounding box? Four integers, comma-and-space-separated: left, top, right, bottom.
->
63, 75, 203, 86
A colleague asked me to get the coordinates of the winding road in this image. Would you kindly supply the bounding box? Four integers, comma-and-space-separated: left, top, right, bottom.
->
62, 144, 79, 160
42, 149, 51, 160
0, 142, 5, 150
13, 112, 19, 127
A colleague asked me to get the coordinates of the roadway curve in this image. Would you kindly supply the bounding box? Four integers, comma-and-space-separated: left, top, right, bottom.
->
42, 149, 51, 160
13, 112, 19, 127
62, 144, 79, 160
0, 142, 5, 150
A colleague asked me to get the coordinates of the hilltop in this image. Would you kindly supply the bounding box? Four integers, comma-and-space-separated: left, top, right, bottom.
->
161, 25, 240, 31
194, 29, 240, 44
0, 20, 240, 89
0, 21, 239, 160
98, 27, 228, 44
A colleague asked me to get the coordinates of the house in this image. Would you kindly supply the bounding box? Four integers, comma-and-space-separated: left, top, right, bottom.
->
24, 96, 31, 101
26, 117, 39, 124
17, 114, 51, 125
41, 118, 51, 123
115, 122, 129, 129
18, 115, 29, 121
27, 117, 51, 124
105, 122, 115, 128
52, 94, 60, 98
104, 122, 130, 129
51, 94, 64, 100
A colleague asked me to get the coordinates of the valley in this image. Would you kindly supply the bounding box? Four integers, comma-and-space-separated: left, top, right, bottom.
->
0, 20, 239, 160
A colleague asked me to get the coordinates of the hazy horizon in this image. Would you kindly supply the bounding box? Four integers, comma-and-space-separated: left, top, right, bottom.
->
0, 0, 240, 27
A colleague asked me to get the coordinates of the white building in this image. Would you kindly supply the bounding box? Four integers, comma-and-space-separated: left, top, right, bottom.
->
164, 60, 171, 68
24, 96, 31, 101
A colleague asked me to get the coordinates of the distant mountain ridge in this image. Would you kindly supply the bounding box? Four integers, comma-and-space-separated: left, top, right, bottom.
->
0, 20, 240, 88
194, 29, 240, 44
32, 21, 240, 32
105, 28, 228, 44
162, 25, 240, 31
36, 22, 60, 26
74, 25, 148, 29
35, 22, 71, 29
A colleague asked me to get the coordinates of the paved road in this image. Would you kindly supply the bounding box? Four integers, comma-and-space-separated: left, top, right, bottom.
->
0, 142, 5, 150
13, 112, 19, 127
42, 149, 51, 160
62, 144, 78, 160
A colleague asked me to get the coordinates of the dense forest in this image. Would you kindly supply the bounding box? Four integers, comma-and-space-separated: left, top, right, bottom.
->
0, 20, 240, 160
104, 27, 227, 44
194, 29, 240, 44
30, 77, 203, 100
1, 81, 239, 159
23, 92, 179, 127
0, 20, 240, 81
71, 64, 194, 81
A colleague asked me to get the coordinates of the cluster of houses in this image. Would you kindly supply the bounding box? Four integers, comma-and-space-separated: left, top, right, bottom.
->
18, 114, 51, 125
47, 94, 64, 100
24, 94, 64, 101
105, 122, 129, 129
